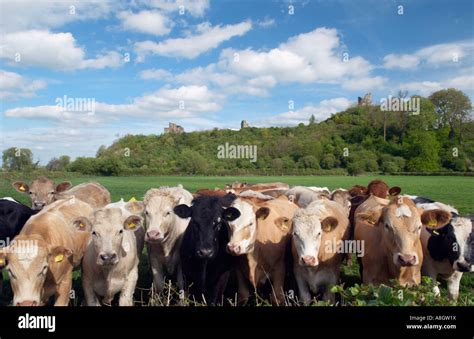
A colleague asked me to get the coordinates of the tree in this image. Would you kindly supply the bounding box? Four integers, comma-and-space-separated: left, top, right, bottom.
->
429, 89, 472, 142
2, 147, 33, 171
46, 155, 70, 171
178, 149, 208, 174
96, 145, 107, 157
309, 114, 316, 125
404, 131, 440, 172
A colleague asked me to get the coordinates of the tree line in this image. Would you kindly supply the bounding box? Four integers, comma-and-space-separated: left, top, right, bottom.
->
3, 88, 473, 176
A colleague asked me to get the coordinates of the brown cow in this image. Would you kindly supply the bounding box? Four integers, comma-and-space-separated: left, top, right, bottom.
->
226, 195, 298, 305
354, 195, 449, 286
0, 197, 93, 306
13, 177, 111, 210
226, 182, 290, 194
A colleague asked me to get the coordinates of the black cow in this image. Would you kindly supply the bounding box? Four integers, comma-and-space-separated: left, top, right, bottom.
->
0, 199, 37, 243
174, 194, 240, 305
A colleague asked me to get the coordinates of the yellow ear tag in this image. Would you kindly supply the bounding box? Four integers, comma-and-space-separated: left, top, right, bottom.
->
128, 197, 137, 202
54, 254, 64, 263
0, 258, 5, 266
368, 218, 376, 225
79, 222, 85, 229
433, 230, 439, 235
427, 219, 437, 228
323, 224, 332, 232
127, 222, 137, 230
19, 185, 26, 192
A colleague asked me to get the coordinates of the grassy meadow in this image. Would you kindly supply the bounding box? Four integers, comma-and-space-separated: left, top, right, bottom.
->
0, 174, 473, 305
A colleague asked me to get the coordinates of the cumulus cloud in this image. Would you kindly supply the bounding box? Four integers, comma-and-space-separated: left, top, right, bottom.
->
118, 10, 173, 36
383, 41, 473, 70
140, 68, 174, 80
144, 0, 210, 17
258, 97, 353, 126
397, 73, 474, 96
4, 85, 222, 124
0, 70, 47, 100
0, 30, 123, 71
135, 21, 252, 60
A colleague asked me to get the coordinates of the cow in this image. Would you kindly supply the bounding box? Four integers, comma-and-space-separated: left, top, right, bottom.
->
409, 197, 473, 300
0, 199, 37, 243
283, 186, 330, 208
143, 186, 193, 294
0, 197, 93, 306
226, 182, 290, 194
173, 194, 240, 305
12, 177, 111, 210
354, 195, 449, 286
331, 188, 351, 216
226, 194, 298, 305
75, 201, 144, 306
291, 200, 350, 304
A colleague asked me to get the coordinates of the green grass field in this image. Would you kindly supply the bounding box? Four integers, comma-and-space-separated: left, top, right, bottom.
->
1, 175, 473, 305
1, 175, 473, 214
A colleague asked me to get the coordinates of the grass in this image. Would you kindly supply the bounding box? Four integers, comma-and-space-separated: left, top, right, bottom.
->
0, 174, 473, 305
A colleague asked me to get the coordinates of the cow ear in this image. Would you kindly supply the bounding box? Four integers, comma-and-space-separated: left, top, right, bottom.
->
421, 209, 451, 229
12, 181, 29, 193
48, 246, 72, 264
321, 216, 338, 232
223, 207, 240, 221
256, 207, 270, 220
124, 215, 142, 231
221, 193, 237, 207
174, 204, 192, 218
389, 186, 401, 196
357, 212, 380, 226
275, 217, 292, 232
55, 182, 72, 193
72, 217, 92, 232
125, 201, 144, 214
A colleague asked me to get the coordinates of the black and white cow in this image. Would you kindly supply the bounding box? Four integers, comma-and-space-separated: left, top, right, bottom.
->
0, 198, 37, 243
174, 194, 240, 305
409, 195, 473, 300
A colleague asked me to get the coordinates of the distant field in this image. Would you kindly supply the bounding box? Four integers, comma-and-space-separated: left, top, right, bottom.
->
1, 175, 473, 214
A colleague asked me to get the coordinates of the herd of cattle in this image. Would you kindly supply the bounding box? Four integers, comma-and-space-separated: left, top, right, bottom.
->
0, 177, 472, 306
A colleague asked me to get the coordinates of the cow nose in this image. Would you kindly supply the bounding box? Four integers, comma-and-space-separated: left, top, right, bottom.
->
227, 243, 241, 255
33, 202, 45, 210
146, 230, 161, 241
301, 255, 317, 266
455, 261, 471, 272
398, 254, 416, 266
196, 248, 214, 258
17, 300, 38, 307
100, 252, 117, 264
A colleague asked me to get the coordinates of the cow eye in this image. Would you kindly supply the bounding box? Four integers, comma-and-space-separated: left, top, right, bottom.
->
92, 231, 98, 237
166, 211, 171, 216
39, 265, 48, 276
317, 232, 321, 237
384, 223, 390, 229
119, 229, 124, 234
29, 192, 33, 195
49, 191, 55, 194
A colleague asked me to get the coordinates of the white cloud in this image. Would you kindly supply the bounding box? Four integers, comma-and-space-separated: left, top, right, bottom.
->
259, 97, 353, 126
0, 70, 47, 100
219, 27, 373, 83
145, 0, 210, 17
0, 30, 123, 71
140, 68, 174, 80
4, 85, 222, 124
0, 0, 111, 32
258, 17, 276, 28
118, 10, 173, 36
342, 76, 387, 91
382, 41, 473, 70
397, 73, 474, 96
135, 21, 252, 59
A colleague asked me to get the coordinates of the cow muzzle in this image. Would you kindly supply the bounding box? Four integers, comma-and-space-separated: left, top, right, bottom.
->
227, 243, 241, 255
196, 248, 215, 259
145, 230, 163, 242
16, 300, 38, 307
98, 252, 118, 266
454, 260, 472, 272
33, 202, 46, 210
300, 255, 318, 267
397, 253, 417, 267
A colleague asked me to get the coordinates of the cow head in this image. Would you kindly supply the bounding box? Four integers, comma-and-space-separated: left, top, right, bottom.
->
426, 216, 473, 272
174, 194, 240, 259
226, 199, 258, 255
359, 197, 444, 267
12, 177, 72, 211
292, 204, 338, 267
331, 189, 351, 215
0, 236, 72, 306
74, 205, 142, 266
143, 187, 191, 243
367, 180, 401, 199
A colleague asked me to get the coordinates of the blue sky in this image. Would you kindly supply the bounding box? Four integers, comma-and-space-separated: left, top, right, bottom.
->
0, 0, 473, 164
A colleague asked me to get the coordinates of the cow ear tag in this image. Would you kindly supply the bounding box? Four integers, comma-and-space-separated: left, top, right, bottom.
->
79, 222, 86, 229
0, 258, 5, 266
54, 254, 64, 263
19, 185, 26, 192
367, 217, 376, 225
322, 223, 332, 232
427, 219, 437, 228
127, 221, 137, 230
128, 197, 137, 202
